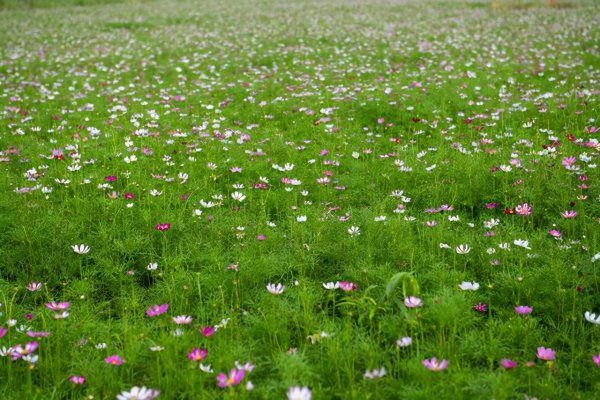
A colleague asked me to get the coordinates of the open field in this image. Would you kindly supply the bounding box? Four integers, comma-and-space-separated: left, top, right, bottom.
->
1, 0, 599, 398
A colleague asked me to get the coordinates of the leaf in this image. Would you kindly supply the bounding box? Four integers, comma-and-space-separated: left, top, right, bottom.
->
385, 272, 420, 300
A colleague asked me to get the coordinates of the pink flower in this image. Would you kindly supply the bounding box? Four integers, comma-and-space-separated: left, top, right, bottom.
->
172, 315, 193, 325
561, 156, 576, 168
561, 210, 577, 219
473, 303, 488, 313
422, 357, 448, 371
404, 296, 423, 308
501, 359, 517, 369
45, 301, 70, 311
26, 282, 42, 291
201, 326, 215, 337
0, 326, 6, 338
593, 355, 600, 367
257, 234, 266, 241
515, 203, 532, 216
26, 331, 51, 337
339, 281, 357, 292
11, 341, 38, 360
548, 229, 562, 238
514, 306, 533, 315
146, 304, 169, 317
69, 375, 86, 385
155, 223, 171, 231
187, 348, 207, 362
105, 355, 124, 366
217, 368, 245, 388
536, 347, 555, 361
105, 175, 117, 182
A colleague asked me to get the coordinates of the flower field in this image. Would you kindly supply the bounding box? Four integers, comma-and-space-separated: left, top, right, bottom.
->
0, 0, 599, 398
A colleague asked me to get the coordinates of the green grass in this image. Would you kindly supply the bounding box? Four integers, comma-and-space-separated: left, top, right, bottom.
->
0, 0, 599, 398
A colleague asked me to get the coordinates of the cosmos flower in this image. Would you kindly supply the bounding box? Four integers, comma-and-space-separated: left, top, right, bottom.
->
422, 357, 448, 372
455, 244, 471, 254
500, 359, 517, 369
347, 226, 361, 236
458, 281, 479, 291
11, 341, 38, 360
71, 244, 90, 254
404, 296, 423, 308
287, 386, 312, 400
584, 311, 600, 325
201, 326, 215, 337
536, 347, 555, 361
45, 301, 70, 311
548, 230, 562, 238
0, 327, 6, 338
69, 375, 85, 385
105, 355, 125, 366
146, 304, 169, 317
187, 348, 207, 362
396, 337, 412, 347
172, 316, 192, 325
593, 355, 600, 367
560, 210, 577, 219
216, 368, 245, 388
322, 282, 339, 290
473, 303, 488, 313
515, 306, 533, 315
26, 282, 42, 291
339, 281, 357, 291
266, 283, 285, 295
364, 367, 386, 379
116, 386, 160, 400
513, 239, 531, 250
155, 223, 171, 231
514, 203, 532, 216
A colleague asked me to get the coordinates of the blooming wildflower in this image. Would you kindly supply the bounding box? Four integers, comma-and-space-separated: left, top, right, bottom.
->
26, 331, 50, 338
231, 192, 246, 202
593, 355, 600, 367
459, 281, 479, 291
266, 283, 285, 295
561, 210, 577, 219
155, 223, 171, 231
187, 348, 207, 362
473, 303, 488, 313
364, 367, 386, 379
287, 386, 312, 400
501, 359, 518, 369
172, 316, 192, 325
235, 360, 255, 372
347, 226, 361, 236
515, 306, 533, 315
45, 301, 70, 311
296, 215, 307, 222
146, 304, 169, 317
147, 262, 158, 271
584, 311, 600, 325
397, 337, 412, 347
116, 386, 160, 400
26, 282, 42, 291
201, 326, 215, 337
199, 363, 214, 373
322, 282, 339, 290
513, 239, 531, 250
71, 244, 90, 254
422, 357, 448, 372
548, 230, 562, 238
339, 281, 357, 292
69, 375, 86, 385
11, 341, 38, 360
216, 368, 245, 388
536, 347, 555, 361
515, 203, 532, 216
105, 355, 124, 366
149, 346, 164, 352
404, 296, 423, 308
455, 244, 471, 254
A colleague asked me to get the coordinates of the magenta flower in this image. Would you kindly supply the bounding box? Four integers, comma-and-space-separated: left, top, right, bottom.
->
0, 326, 6, 338
422, 357, 448, 372
105, 175, 117, 182
105, 355, 124, 366
187, 347, 207, 362
146, 304, 169, 317
561, 156, 576, 168
548, 229, 562, 238
69, 375, 86, 385
339, 281, 357, 292
501, 359, 518, 369
201, 326, 215, 337
404, 296, 423, 308
514, 306, 533, 315
593, 355, 600, 367
11, 341, 38, 360
155, 223, 171, 231
473, 303, 488, 313
536, 347, 555, 361
217, 368, 245, 388
561, 210, 577, 219
515, 203, 532, 216
45, 301, 70, 311
26, 331, 51, 338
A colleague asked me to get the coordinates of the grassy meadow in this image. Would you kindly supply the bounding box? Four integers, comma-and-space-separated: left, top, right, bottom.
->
0, 0, 599, 398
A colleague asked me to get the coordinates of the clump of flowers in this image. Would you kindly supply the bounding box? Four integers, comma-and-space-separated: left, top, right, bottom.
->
147, 304, 169, 317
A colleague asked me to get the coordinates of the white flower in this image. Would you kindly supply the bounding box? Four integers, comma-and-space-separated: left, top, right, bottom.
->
396, 337, 412, 347
498, 243, 511, 250
231, 191, 246, 202
296, 215, 307, 222
447, 215, 460, 222
149, 346, 164, 352
22, 354, 38, 364
374, 215, 387, 222
348, 226, 361, 237
199, 363, 214, 373
585, 311, 600, 325
513, 239, 531, 250
439, 243, 451, 249
0, 347, 14, 357
455, 244, 471, 254
95, 343, 107, 350
116, 386, 160, 400
364, 367, 386, 379
193, 209, 203, 217
459, 281, 480, 291
322, 282, 339, 290
150, 189, 162, 196
71, 244, 90, 254
7, 319, 17, 327
266, 283, 285, 295
147, 262, 158, 271
592, 252, 600, 263
287, 386, 312, 400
